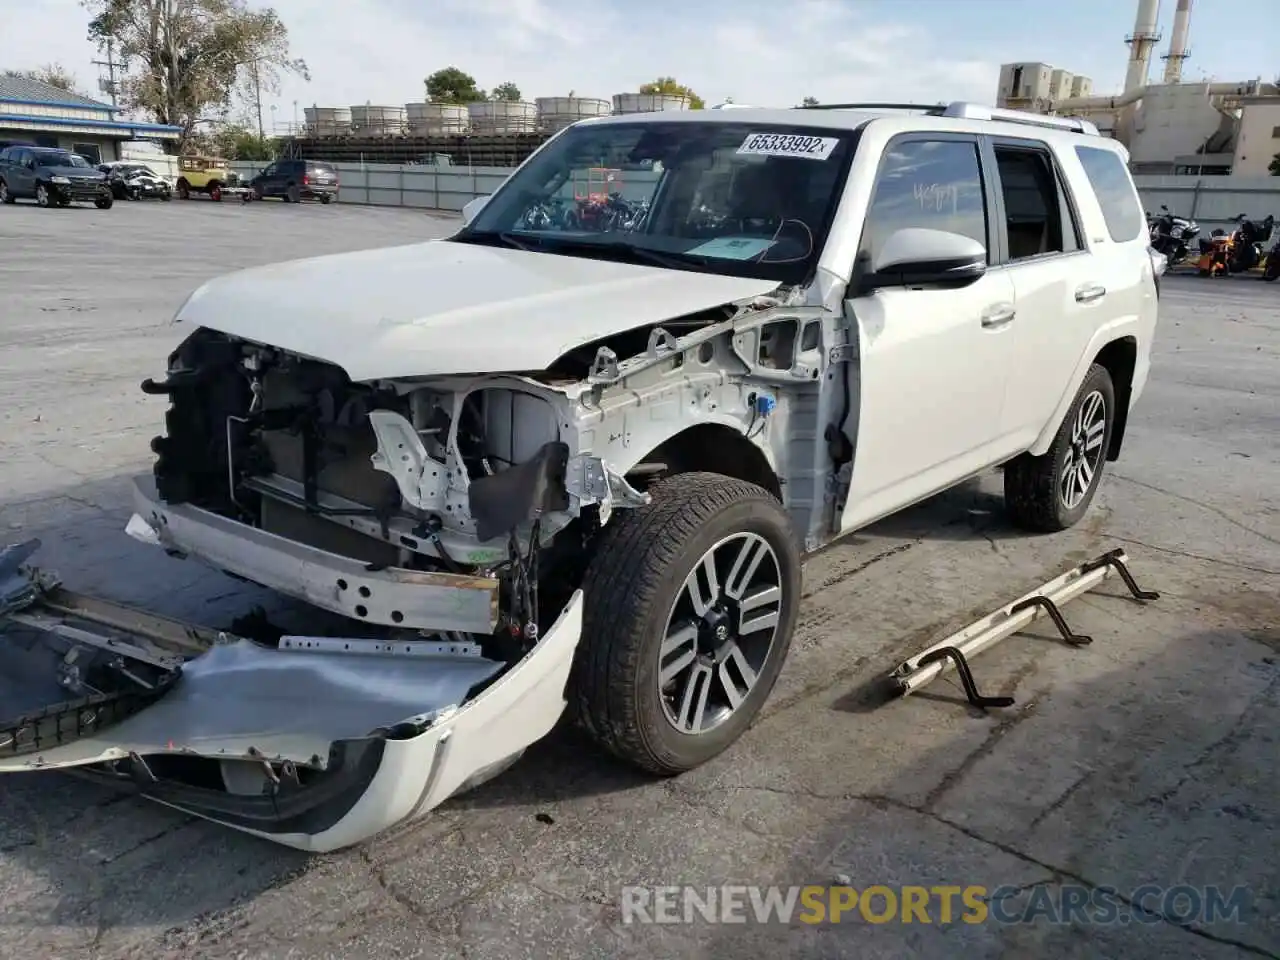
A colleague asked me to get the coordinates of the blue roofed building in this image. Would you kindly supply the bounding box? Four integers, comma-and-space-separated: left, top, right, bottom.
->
0, 74, 181, 164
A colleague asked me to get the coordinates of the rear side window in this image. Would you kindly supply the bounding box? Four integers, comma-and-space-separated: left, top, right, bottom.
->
1074, 146, 1143, 243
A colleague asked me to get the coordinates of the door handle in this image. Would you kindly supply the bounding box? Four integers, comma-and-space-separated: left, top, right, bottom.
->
1075, 283, 1107, 304
980, 303, 1016, 329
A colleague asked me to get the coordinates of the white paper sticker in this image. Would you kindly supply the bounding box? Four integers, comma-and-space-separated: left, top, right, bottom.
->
736, 132, 840, 161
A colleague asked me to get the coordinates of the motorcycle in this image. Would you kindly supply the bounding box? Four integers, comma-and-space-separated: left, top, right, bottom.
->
1263, 232, 1280, 282
1196, 229, 1233, 278
1147, 204, 1200, 268
1226, 213, 1275, 274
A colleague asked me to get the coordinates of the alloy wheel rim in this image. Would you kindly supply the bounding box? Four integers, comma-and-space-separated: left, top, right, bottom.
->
658, 532, 784, 735
1060, 390, 1106, 509
36, 185, 47, 206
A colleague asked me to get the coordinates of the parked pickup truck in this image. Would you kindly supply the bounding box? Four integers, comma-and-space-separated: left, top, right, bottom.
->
0, 145, 113, 208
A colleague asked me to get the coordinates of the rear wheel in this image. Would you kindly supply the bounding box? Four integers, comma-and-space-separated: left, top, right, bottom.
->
209, 182, 223, 202
0, 180, 12, 204
177, 179, 190, 200
1265, 255, 1280, 281
1004, 363, 1115, 533
572, 472, 801, 775
319, 193, 332, 205
286, 184, 301, 203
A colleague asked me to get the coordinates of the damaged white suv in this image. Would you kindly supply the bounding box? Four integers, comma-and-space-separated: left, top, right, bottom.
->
2, 102, 1158, 851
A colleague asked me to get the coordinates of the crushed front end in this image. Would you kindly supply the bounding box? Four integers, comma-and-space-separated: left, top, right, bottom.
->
0, 327, 637, 851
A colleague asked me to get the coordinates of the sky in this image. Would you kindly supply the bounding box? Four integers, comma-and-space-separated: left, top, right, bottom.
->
5, 0, 1279, 131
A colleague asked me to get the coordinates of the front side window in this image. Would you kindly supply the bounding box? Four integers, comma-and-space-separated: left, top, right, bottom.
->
1074, 145, 1143, 243
458, 120, 859, 284
859, 138, 989, 265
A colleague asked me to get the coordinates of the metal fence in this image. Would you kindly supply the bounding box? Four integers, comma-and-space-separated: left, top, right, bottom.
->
227, 161, 513, 212
225, 161, 1280, 226
1132, 176, 1280, 235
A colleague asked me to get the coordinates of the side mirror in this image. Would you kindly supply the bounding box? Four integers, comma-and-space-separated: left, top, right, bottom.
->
461, 194, 490, 226
862, 228, 987, 292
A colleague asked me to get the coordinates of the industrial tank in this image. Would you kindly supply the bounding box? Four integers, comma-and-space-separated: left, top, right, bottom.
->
535, 96, 611, 132
405, 102, 468, 135
611, 93, 689, 114
467, 100, 538, 134
304, 106, 352, 138
350, 104, 407, 137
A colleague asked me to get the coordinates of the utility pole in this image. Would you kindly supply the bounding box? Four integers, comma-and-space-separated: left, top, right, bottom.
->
91, 39, 122, 108
252, 60, 264, 140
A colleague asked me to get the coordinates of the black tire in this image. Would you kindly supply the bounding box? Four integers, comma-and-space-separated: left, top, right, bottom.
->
95, 194, 113, 210
319, 193, 332, 205
0, 180, 13, 204
177, 179, 190, 200
35, 183, 52, 208
286, 184, 301, 203
572, 472, 801, 775
1004, 363, 1116, 533
1265, 256, 1279, 281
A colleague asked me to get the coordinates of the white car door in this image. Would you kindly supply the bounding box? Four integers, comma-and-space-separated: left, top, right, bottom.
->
839, 135, 1022, 532
984, 138, 1118, 447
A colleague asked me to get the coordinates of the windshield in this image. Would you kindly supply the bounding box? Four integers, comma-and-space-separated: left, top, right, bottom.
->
36, 152, 90, 168
457, 120, 858, 284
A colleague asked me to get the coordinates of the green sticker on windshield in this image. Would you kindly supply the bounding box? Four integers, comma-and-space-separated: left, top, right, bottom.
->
686, 236, 777, 260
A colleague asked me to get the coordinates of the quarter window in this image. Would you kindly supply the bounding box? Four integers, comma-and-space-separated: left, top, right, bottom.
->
992, 147, 1070, 260
1074, 146, 1144, 243
860, 139, 989, 264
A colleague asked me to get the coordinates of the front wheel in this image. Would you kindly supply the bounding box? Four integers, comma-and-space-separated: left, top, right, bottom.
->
35, 183, 51, 208
1004, 363, 1115, 533
95, 194, 114, 209
1264, 255, 1280, 281
572, 472, 801, 775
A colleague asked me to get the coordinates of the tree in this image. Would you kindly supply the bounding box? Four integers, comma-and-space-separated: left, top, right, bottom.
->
639, 77, 704, 110
85, 0, 309, 149
210, 122, 277, 160
801, 96, 819, 107
3, 64, 80, 94
490, 81, 521, 102
425, 67, 485, 104
1270, 152, 1280, 176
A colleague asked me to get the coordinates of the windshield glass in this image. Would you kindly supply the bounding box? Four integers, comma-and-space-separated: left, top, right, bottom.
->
36, 152, 90, 168
458, 120, 858, 284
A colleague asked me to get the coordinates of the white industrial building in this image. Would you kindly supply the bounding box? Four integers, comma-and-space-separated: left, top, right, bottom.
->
997, 0, 1280, 175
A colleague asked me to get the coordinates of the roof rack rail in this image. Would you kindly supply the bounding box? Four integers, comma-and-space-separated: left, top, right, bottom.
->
798, 102, 947, 114
939, 102, 1100, 135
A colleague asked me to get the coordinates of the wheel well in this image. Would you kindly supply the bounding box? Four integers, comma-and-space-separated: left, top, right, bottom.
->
1094, 336, 1137, 461
632, 424, 781, 499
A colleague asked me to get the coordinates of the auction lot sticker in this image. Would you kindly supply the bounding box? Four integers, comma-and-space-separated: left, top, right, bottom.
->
737, 133, 840, 160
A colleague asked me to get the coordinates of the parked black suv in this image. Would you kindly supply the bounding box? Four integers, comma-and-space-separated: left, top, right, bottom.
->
247, 159, 339, 203
0, 146, 113, 208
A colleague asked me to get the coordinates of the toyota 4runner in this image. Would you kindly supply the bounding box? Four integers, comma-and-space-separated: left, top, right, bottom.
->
1, 102, 1160, 852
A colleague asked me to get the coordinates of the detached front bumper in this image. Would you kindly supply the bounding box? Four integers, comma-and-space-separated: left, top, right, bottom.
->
0, 532, 586, 852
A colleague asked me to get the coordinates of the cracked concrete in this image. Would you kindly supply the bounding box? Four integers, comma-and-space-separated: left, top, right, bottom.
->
0, 201, 1277, 959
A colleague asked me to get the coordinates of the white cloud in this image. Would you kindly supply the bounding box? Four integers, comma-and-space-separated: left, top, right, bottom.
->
4, 0, 1000, 127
